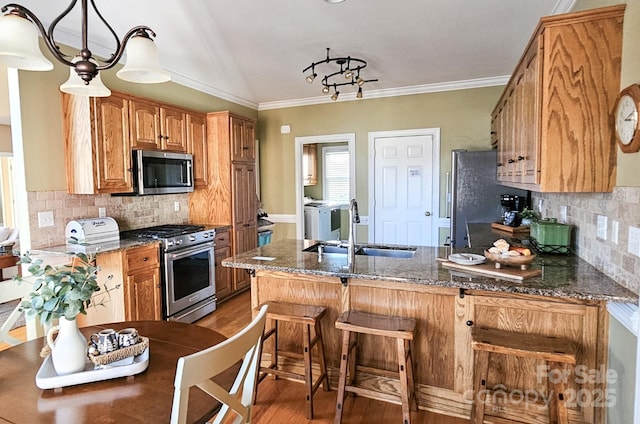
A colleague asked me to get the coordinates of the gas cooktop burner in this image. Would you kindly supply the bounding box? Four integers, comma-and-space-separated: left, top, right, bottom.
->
123, 224, 205, 240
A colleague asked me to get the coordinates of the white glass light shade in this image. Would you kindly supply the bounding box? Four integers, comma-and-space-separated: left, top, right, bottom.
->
116, 35, 170, 83
0, 13, 53, 71
60, 57, 111, 97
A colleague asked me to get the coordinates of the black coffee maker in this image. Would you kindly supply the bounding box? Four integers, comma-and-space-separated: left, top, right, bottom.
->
500, 194, 524, 226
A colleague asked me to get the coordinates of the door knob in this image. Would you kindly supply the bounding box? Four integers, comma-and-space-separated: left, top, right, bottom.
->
424, 211, 431, 216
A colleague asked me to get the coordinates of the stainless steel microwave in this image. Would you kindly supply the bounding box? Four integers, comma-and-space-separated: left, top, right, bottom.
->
132, 150, 194, 195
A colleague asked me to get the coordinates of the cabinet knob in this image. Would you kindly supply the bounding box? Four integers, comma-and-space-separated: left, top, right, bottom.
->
143, 257, 149, 261
424, 211, 432, 217
518, 155, 525, 161
466, 320, 474, 326
157, 134, 163, 140
508, 159, 515, 164
497, 163, 503, 167
164, 135, 169, 140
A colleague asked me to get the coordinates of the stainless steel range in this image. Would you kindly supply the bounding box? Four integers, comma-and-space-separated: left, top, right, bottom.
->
122, 224, 216, 323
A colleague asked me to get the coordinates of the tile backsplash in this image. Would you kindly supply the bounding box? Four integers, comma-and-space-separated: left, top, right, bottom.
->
28, 190, 190, 249
534, 187, 640, 294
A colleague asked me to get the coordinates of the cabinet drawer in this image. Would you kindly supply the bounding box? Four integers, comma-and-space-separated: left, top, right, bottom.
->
126, 244, 159, 275
214, 230, 230, 248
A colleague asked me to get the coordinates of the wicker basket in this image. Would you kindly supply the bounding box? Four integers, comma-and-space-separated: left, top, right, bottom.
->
88, 336, 149, 366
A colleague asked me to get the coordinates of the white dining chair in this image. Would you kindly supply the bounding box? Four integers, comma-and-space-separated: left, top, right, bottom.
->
170, 305, 268, 424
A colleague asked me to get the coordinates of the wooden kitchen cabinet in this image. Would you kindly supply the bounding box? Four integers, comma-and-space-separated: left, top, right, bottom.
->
77, 244, 162, 326
213, 227, 233, 301
124, 244, 162, 321
230, 115, 255, 162
189, 111, 258, 297
62, 92, 133, 194
303, 143, 318, 186
63, 91, 205, 194
129, 99, 187, 152
187, 112, 208, 188
129, 98, 161, 150
492, 5, 624, 192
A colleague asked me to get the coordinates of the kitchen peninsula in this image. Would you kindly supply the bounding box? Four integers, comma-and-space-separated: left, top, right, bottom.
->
223, 239, 636, 423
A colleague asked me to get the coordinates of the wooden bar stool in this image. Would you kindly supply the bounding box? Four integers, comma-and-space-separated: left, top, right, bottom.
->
334, 310, 417, 424
470, 327, 577, 424
254, 301, 329, 419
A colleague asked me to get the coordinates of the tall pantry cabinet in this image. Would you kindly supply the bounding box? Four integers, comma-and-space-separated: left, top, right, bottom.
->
189, 111, 258, 298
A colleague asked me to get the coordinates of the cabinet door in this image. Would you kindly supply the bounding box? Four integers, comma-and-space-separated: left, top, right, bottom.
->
503, 87, 516, 182
303, 144, 318, 186
214, 245, 233, 300
187, 113, 208, 188
124, 268, 162, 321
93, 94, 133, 193
470, 294, 601, 424
230, 116, 255, 161
243, 119, 256, 160
161, 106, 187, 152
233, 225, 257, 291
129, 99, 161, 150
231, 163, 257, 291
521, 41, 540, 184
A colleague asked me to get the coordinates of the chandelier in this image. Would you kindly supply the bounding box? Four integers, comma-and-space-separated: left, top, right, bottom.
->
0, 0, 170, 97
303, 48, 377, 101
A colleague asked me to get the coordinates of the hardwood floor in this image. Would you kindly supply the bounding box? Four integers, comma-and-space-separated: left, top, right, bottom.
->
196, 290, 469, 424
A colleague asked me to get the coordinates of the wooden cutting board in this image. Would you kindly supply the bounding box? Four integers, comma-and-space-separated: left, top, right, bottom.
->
491, 222, 530, 234
437, 258, 541, 281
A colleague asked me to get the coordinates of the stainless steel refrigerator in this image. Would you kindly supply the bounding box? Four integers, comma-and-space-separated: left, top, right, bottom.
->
448, 149, 528, 248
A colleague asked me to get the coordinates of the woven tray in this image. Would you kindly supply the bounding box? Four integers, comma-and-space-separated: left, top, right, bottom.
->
88, 336, 149, 366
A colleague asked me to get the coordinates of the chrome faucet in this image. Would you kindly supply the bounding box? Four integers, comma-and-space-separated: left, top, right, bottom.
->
347, 198, 360, 267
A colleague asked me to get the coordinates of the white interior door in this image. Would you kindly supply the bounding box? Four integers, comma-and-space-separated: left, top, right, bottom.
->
369, 129, 440, 246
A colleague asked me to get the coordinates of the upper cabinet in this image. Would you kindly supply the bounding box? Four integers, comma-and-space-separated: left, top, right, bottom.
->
303, 144, 318, 186
63, 91, 206, 195
129, 99, 187, 152
493, 5, 624, 192
63, 92, 133, 194
230, 115, 255, 162
187, 113, 208, 188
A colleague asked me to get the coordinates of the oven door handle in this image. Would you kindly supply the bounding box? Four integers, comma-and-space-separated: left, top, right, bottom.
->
166, 241, 215, 260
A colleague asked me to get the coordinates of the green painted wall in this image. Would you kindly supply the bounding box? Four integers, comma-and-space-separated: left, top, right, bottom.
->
257, 87, 504, 241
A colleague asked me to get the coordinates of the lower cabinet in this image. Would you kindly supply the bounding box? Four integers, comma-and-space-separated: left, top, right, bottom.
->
77, 244, 162, 326
214, 228, 233, 301
124, 244, 162, 321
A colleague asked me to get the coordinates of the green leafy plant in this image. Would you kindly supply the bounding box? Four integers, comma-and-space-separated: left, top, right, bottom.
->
14, 252, 116, 325
517, 207, 541, 221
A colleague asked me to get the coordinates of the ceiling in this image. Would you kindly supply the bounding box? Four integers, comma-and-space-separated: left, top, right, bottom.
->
12, 0, 574, 110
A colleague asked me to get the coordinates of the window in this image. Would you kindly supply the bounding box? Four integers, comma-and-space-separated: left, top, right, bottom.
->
322, 146, 349, 203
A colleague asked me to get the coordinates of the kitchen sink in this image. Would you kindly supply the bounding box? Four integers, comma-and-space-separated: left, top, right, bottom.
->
357, 246, 416, 258
303, 243, 348, 254
303, 243, 416, 258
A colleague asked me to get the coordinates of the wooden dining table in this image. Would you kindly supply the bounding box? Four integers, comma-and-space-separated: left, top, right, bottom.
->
0, 320, 235, 423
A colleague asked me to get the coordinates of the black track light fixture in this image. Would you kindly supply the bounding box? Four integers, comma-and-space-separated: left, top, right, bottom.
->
303, 48, 377, 100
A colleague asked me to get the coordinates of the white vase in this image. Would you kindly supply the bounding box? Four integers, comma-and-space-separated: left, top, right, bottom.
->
46, 317, 87, 375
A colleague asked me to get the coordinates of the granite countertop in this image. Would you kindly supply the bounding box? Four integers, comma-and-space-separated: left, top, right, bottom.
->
222, 238, 638, 303
29, 239, 159, 258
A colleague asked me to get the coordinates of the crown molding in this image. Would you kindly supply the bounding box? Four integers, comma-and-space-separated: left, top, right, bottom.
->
258, 75, 510, 111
